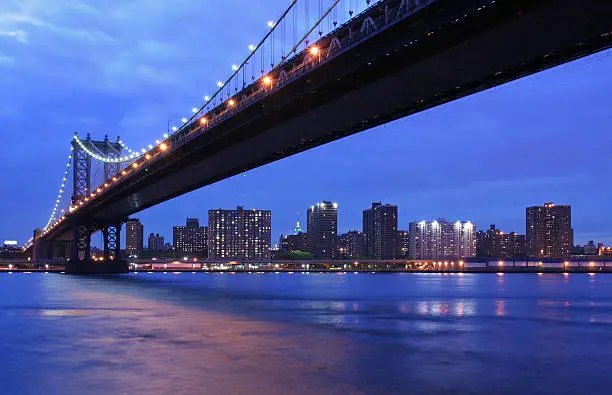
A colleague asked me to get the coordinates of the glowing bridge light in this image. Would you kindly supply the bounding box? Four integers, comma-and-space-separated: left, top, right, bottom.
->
204, 95, 210, 101
248, 44, 256, 51
171, 126, 178, 132
132, 163, 139, 169
263, 76, 272, 85
232, 64, 239, 71
228, 99, 236, 107
200, 117, 208, 125
192, 107, 199, 113
159, 143, 168, 151
267, 21, 275, 28
181, 118, 188, 123
163, 133, 169, 138
309, 46, 320, 55
217, 81, 223, 87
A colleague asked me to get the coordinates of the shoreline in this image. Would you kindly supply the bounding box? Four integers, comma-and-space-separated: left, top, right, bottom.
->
1, 267, 611, 274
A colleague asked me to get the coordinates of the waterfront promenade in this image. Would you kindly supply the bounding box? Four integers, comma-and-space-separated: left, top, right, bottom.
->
3, 259, 612, 274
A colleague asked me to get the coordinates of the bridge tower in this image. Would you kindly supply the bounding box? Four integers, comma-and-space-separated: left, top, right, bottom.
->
102, 135, 122, 182
66, 133, 128, 274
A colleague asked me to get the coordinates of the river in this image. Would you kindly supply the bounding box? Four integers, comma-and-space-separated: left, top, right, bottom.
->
1, 272, 611, 394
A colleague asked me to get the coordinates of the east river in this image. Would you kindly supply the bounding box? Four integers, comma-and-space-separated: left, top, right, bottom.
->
1, 272, 611, 394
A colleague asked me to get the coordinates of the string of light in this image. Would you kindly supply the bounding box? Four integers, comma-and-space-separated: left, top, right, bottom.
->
162, 0, 302, 138
73, 135, 139, 162
43, 148, 73, 232
164, 0, 356, 140
67, 0, 348, 171
72, 134, 172, 163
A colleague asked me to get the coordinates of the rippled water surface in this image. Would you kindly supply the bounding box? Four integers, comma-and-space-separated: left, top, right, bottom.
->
1, 272, 612, 394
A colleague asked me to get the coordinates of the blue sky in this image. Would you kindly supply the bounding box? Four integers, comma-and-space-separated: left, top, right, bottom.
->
1, 0, 611, 246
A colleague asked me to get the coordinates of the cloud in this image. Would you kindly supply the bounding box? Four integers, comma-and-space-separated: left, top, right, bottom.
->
0, 29, 27, 42
0, 11, 45, 28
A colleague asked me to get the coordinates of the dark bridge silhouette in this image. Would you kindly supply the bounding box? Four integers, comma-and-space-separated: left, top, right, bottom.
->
29, 0, 612, 273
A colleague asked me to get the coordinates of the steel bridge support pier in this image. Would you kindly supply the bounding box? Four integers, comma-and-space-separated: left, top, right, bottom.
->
101, 223, 121, 262
66, 219, 128, 274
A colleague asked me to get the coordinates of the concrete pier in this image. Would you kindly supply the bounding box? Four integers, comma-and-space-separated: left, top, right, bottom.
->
65, 260, 129, 275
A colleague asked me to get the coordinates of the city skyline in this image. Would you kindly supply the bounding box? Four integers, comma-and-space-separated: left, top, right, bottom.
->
1, 1, 612, 246
119, 200, 604, 254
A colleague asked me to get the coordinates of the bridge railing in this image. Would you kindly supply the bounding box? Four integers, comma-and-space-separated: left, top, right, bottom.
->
171, 0, 438, 148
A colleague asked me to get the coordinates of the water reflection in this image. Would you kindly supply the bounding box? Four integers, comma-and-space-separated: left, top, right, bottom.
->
495, 300, 506, 317
456, 302, 464, 317
2, 273, 612, 395
36, 277, 362, 395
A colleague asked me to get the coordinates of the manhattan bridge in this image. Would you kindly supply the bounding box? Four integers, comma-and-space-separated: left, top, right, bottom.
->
22, 0, 612, 273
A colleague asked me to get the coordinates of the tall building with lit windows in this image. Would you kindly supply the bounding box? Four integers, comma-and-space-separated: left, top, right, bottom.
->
526, 202, 572, 259
173, 218, 208, 256
408, 219, 476, 260
397, 230, 410, 258
208, 207, 271, 260
338, 230, 364, 259
126, 219, 144, 257
363, 202, 398, 259
307, 201, 338, 259
476, 225, 526, 259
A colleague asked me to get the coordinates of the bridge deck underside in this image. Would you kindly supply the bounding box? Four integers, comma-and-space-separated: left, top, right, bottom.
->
42, 0, 611, 241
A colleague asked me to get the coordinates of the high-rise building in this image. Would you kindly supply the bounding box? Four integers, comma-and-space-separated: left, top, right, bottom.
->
148, 233, 165, 252
408, 219, 476, 260
338, 230, 364, 259
476, 225, 526, 259
307, 201, 338, 259
208, 206, 271, 260
126, 219, 144, 257
397, 230, 410, 259
173, 218, 208, 256
526, 202, 572, 258
363, 203, 398, 259
280, 233, 307, 252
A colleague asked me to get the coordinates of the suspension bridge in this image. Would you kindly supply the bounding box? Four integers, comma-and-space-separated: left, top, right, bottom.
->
23, 0, 612, 273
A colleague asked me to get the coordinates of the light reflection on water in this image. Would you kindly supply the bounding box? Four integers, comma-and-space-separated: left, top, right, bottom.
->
1, 273, 612, 395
